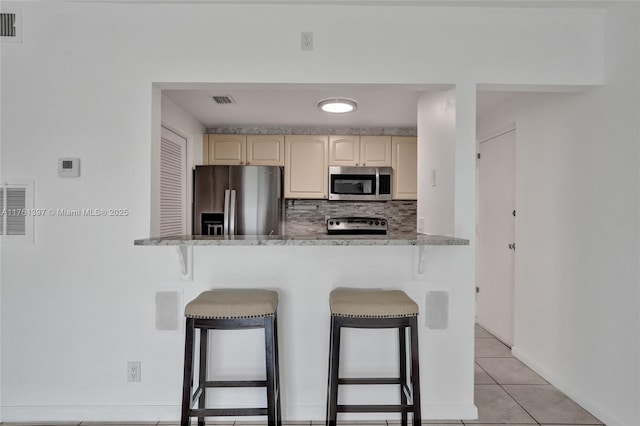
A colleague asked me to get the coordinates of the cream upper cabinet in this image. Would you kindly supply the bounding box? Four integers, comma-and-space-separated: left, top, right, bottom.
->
329, 135, 392, 167
392, 136, 417, 200
204, 134, 246, 165
329, 135, 360, 166
285, 135, 328, 199
203, 134, 284, 166
246, 135, 285, 166
360, 136, 392, 167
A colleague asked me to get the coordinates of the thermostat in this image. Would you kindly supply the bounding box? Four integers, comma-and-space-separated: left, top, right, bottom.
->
58, 158, 80, 177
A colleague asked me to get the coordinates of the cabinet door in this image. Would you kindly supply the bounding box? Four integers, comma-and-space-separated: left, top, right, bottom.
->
202, 134, 210, 165
208, 134, 246, 165
285, 135, 328, 199
329, 135, 360, 166
392, 136, 417, 200
246, 135, 285, 166
360, 136, 392, 167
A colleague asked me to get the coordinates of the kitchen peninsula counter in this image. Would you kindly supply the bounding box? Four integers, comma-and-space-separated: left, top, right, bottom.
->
134, 233, 468, 246
132, 231, 475, 421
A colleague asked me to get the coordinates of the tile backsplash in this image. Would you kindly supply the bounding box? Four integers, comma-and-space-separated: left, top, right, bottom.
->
285, 199, 417, 235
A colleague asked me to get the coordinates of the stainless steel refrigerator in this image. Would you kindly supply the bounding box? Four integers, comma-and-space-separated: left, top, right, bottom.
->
193, 165, 284, 236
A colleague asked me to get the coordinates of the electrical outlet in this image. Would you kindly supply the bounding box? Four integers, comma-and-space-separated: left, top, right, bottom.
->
127, 361, 141, 382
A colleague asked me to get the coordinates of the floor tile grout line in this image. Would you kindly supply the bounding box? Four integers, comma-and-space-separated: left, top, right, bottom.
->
499, 384, 605, 426
473, 327, 543, 426
495, 380, 545, 425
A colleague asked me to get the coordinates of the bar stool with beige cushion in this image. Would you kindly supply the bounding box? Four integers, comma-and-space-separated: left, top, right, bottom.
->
181, 289, 281, 426
326, 288, 421, 426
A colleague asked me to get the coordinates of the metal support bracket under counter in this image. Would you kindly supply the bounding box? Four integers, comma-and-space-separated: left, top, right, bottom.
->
176, 245, 193, 281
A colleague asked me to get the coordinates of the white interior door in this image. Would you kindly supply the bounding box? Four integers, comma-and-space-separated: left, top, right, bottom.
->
477, 128, 516, 346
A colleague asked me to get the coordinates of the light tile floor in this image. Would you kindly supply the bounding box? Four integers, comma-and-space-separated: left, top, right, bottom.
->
0, 325, 604, 426
469, 324, 603, 426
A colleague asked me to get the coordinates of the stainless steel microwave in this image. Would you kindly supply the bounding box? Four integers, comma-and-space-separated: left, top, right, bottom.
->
328, 166, 392, 201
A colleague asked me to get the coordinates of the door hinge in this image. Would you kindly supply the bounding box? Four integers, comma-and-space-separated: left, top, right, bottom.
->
477, 153, 481, 160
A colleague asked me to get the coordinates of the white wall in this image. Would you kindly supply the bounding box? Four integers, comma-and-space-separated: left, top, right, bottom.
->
476, 4, 640, 426
417, 90, 456, 236
0, 0, 611, 421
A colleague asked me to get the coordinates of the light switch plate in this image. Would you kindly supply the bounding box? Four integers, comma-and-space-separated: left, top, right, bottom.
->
58, 158, 80, 177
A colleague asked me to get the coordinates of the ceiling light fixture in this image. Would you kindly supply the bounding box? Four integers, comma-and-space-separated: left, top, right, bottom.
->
318, 98, 357, 114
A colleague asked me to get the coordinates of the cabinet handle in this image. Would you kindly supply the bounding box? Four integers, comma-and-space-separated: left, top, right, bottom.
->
362, 163, 365, 166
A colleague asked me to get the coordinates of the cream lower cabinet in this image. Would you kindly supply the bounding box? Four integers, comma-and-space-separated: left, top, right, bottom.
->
285, 135, 328, 199
203, 134, 284, 166
392, 136, 417, 200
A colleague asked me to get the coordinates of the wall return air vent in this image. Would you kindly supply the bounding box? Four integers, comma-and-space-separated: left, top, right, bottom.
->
1, 10, 22, 42
212, 96, 236, 105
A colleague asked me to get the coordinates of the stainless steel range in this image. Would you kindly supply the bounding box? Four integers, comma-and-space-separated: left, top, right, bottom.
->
326, 216, 388, 235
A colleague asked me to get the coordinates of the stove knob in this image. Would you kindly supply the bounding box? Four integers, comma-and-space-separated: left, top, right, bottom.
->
375, 221, 380, 225
335, 221, 340, 226
328, 220, 334, 225
368, 221, 373, 225
381, 221, 386, 226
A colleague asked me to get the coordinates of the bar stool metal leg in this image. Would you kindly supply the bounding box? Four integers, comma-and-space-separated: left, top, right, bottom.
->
325, 317, 334, 424
265, 315, 277, 425
399, 326, 408, 426
274, 315, 282, 426
410, 317, 421, 426
181, 318, 196, 426
327, 316, 341, 426
198, 328, 208, 426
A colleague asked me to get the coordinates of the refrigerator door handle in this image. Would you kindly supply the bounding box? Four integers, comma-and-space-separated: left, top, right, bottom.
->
229, 190, 237, 235
223, 189, 231, 235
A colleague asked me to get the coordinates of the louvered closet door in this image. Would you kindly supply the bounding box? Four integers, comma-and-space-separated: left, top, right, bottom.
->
160, 127, 187, 237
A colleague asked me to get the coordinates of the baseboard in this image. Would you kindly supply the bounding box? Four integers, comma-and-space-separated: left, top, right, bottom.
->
421, 404, 478, 420
289, 404, 477, 422
2, 403, 478, 423
1, 405, 179, 422
511, 345, 622, 426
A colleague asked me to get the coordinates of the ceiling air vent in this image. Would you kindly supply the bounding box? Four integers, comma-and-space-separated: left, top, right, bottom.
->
212, 96, 236, 105
1, 10, 21, 42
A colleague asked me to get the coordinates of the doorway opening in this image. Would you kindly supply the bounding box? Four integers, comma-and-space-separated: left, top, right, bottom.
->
476, 126, 516, 346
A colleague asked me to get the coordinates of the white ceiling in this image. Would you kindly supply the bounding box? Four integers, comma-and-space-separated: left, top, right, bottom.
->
163, 84, 517, 129
164, 85, 427, 129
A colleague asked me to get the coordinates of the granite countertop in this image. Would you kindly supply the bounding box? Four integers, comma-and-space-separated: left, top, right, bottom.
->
134, 233, 469, 246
